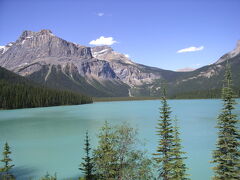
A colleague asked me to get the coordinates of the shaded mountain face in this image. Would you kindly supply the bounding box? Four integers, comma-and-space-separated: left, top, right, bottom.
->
0, 29, 239, 97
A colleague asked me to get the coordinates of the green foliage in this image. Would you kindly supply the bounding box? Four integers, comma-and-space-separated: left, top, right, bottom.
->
0, 66, 92, 109
0, 142, 15, 180
154, 89, 175, 179
120, 150, 154, 180
171, 118, 189, 180
114, 123, 154, 180
154, 88, 189, 180
93, 122, 154, 180
93, 121, 118, 180
79, 131, 94, 180
211, 64, 240, 179
0, 80, 92, 109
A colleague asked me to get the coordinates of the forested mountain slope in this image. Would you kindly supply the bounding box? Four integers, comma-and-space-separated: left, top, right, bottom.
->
0, 67, 92, 109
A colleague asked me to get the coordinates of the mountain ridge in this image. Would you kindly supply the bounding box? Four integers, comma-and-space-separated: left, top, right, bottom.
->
0, 29, 239, 97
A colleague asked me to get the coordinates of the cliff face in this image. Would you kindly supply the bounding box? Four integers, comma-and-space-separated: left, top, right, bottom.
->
215, 40, 240, 64
0, 29, 171, 96
0, 30, 239, 97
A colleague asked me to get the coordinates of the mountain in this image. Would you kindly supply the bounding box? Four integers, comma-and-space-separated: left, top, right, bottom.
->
215, 40, 240, 64
0, 29, 239, 98
0, 29, 177, 97
0, 66, 92, 109
165, 41, 240, 98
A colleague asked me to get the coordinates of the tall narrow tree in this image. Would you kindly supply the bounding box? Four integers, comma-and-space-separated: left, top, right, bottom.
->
212, 63, 240, 179
154, 88, 175, 180
0, 142, 15, 180
79, 131, 94, 180
171, 118, 189, 180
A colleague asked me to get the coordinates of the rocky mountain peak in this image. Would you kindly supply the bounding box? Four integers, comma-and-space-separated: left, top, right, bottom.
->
234, 40, 240, 53
0, 29, 93, 69
91, 45, 113, 52
215, 40, 240, 64
40, 29, 53, 35
91, 45, 134, 65
20, 30, 36, 38
20, 29, 53, 38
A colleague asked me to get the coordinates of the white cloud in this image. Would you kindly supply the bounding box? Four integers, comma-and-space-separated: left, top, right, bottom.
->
177, 46, 204, 53
124, 54, 130, 58
89, 36, 117, 46
97, 13, 104, 17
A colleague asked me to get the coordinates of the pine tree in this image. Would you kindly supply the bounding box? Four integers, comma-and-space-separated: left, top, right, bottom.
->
212, 63, 240, 179
93, 121, 118, 180
79, 131, 94, 180
171, 118, 189, 180
154, 88, 175, 180
0, 142, 15, 180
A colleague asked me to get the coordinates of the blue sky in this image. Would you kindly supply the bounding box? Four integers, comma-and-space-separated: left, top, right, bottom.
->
0, 0, 239, 70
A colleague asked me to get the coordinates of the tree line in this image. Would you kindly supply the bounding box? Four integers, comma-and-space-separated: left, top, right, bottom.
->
0, 80, 93, 109
0, 64, 239, 179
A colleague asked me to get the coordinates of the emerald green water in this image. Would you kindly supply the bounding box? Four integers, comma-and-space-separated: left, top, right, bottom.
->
0, 99, 239, 180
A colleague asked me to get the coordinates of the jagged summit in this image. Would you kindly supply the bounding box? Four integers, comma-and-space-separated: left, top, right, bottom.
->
0, 30, 239, 97
215, 40, 240, 64
91, 45, 134, 65
0, 29, 166, 96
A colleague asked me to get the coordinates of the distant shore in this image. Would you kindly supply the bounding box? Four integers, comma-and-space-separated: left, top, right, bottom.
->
93, 96, 162, 102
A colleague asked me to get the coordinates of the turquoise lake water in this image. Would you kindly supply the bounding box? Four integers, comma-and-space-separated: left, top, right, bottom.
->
0, 99, 239, 180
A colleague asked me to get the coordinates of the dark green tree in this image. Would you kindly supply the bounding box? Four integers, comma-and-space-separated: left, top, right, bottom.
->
154, 88, 175, 180
80, 131, 94, 180
212, 64, 240, 179
171, 118, 189, 180
0, 142, 15, 180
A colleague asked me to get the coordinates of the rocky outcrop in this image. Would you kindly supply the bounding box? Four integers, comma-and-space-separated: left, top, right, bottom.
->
0, 30, 167, 96
0, 29, 239, 97
0, 30, 166, 91
215, 40, 240, 64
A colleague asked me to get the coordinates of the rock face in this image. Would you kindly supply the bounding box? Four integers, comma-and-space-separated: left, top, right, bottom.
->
0, 29, 172, 96
215, 40, 240, 64
0, 30, 239, 97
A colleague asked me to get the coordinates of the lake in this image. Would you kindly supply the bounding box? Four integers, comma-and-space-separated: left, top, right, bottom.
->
0, 99, 239, 180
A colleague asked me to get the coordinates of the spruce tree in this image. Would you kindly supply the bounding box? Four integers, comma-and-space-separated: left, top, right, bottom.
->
212, 63, 240, 179
154, 88, 175, 180
171, 118, 189, 180
0, 142, 15, 180
79, 131, 94, 180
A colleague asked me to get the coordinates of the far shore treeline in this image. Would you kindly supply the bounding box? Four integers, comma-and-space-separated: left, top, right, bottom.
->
1, 65, 240, 109
0, 80, 93, 109
0, 67, 93, 109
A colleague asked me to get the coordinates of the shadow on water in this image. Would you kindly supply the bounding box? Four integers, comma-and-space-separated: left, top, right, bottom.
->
11, 166, 38, 180
11, 166, 80, 180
